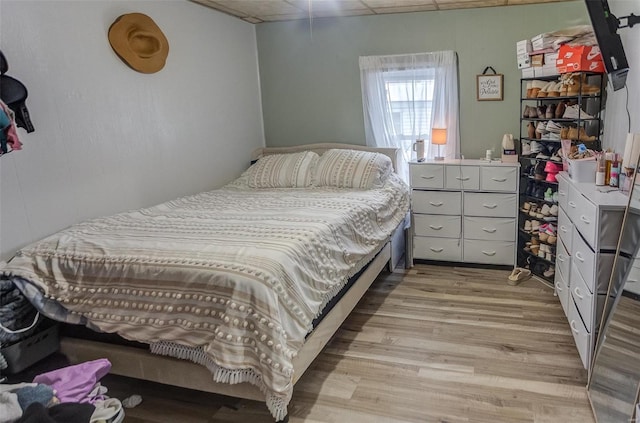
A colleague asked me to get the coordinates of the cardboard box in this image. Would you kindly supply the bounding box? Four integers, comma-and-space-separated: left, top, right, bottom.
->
531, 53, 545, 67
517, 53, 531, 69
521, 68, 535, 79
556, 45, 605, 74
531, 33, 553, 51
516, 39, 532, 56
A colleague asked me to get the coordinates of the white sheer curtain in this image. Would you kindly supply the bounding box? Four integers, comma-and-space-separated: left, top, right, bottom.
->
359, 51, 460, 181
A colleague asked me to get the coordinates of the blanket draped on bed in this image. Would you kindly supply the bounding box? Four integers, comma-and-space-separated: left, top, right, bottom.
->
0, 174, 409, 420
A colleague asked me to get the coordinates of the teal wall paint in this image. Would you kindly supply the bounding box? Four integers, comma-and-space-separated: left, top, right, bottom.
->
256, 1, 589, 160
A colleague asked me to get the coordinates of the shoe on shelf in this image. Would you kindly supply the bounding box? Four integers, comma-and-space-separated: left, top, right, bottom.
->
522, 140, 532, 155
547, 234, 557, 245
540, 204, 551, 216
523, 105, 532, 118
529, 80, 548, 98
536, 152, 550, 160
537, 82, 555, 98
543, 266, 555, 278
549, 204, 559, 216
524, 220, 532, 232
536, 121, 549, 134
544, 188, 553, 202
537, 106, 547, 119
528, 122, 536, 139
555, 101, 566, 119
548, 82, 563, 97
545, 104, 556, 119
546, 120, 563, 134
531, 220, 540, 233
531, 244, 540, 255
567, 126, 597, 142
552, 191, 559, 203
530, 141, 544, 154
562, 104, 595, 120
508, 267, 532, 285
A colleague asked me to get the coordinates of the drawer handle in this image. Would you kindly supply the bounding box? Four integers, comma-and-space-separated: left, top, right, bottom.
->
559, 190, 566, 196
574, 287, 584, 299
481, 250, 496, 256
456, 176, 470, 181
570, 320, 580, 334
568, 201, 577, 208
557, 254, 566, 262
580, 215, 591, 224
491, 178, 507, 182
429, 247, 444, 253
429, 225, 443, 230
482, 227, 497, 233
429, 201, 444, 207
420, 175, 435, 180
629, 279, 639, 283
557, 284, 563, 292
560, 225, 568, 233
575, 252, 585, 262
482, 204, 498, 209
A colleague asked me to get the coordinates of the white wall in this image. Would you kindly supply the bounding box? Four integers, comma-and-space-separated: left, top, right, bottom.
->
602, 0, 640, 153
0, 0, 265, 260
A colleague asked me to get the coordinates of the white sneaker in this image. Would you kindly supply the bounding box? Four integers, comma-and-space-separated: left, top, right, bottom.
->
530, 141, 544, 153
521, 140, 532, 155
562, 104, 595, 120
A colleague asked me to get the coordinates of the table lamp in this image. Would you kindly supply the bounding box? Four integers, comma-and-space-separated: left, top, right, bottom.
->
432, 128, 447, 161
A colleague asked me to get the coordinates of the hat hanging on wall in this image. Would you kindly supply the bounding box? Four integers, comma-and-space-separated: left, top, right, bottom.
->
108, 13, 169, 74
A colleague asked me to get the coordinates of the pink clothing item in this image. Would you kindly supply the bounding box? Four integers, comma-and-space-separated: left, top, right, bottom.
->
33, 359, 111, 404
0, 100, 22, 152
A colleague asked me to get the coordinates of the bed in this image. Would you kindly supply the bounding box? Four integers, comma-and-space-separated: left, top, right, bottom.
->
0, 143, 410, 421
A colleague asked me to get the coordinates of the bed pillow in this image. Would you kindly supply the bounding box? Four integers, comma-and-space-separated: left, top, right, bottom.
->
246, 151, 319, 188
314, 149, 393, 189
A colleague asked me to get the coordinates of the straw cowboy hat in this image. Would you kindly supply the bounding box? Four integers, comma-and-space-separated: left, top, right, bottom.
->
108, 13, 169, 74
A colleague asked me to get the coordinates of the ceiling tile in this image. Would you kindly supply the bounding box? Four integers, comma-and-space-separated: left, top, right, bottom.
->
214, 0, 304, 17
364, 0, 435, 7
287, 0, 371, 12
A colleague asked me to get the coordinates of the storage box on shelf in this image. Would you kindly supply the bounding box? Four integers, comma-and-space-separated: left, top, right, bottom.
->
409, 160, 519, 267
554, 172, 627, 371
517, 71, 605, 284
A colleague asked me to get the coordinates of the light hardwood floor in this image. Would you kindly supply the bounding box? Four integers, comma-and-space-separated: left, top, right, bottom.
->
103, 264, 595, 423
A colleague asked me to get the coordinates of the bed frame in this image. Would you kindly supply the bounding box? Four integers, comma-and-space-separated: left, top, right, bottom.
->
59, 143, 405, 422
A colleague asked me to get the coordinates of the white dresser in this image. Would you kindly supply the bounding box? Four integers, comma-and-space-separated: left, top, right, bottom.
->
409, 160, 519, 266
554, 172, 628, 370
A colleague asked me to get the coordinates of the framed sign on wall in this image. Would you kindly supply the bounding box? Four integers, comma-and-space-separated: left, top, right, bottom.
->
477, 68, 503, 101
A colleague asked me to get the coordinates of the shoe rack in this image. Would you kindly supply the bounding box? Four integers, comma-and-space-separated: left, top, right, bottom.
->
517, 72, 605, 285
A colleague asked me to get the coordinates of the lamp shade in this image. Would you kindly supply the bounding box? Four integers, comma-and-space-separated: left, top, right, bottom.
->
431, 128, 447, 145
622, 133, 640, 171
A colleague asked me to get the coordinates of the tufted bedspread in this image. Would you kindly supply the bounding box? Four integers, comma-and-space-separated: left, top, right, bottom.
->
1, 173, 409, 420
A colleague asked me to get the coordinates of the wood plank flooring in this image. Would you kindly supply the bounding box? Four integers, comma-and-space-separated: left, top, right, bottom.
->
103, 264, 594, 423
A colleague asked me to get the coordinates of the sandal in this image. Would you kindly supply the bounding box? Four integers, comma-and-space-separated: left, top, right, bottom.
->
508, 267, 532, 285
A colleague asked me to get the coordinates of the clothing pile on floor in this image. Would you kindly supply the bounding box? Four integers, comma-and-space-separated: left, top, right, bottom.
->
0, 359, 124, 423
0, 279, 40, 350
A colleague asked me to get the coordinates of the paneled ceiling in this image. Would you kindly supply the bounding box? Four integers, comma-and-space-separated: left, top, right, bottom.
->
191, 0, 575, 24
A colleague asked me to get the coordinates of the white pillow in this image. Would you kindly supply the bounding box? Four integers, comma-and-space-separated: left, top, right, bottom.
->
314, 149, 393, 189
246, 151, 319, 188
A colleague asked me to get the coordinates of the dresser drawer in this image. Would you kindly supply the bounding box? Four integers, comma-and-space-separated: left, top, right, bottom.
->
463, 240, 515, 265
568, 297, 591, 369
557, 173, 569, 212
572, 231, 616, 294
412, 191, 461, 215
567, 184, 598, 248
480, 166, 518, 192
463, 193, 517, 218
570, 262, 595, 333
555, 238, 571, 283
555, 268, 570, 318
414, 215, 461, 238
463, 217, 516, 241
413, 237, 462, 261
557, 207, 573, 252
445, 166, 480, 190
410, 164, 444, 189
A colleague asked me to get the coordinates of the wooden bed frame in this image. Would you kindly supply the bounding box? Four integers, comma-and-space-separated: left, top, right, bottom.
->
59, 143, 406, 421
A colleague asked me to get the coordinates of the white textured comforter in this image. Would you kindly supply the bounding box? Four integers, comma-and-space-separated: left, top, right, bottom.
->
1, 174, 409, 419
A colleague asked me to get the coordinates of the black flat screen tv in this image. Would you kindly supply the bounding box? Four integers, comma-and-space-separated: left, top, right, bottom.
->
585, 0, 629, 91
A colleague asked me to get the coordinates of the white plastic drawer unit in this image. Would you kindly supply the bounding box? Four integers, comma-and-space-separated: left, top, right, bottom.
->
557, 207, 573, 252
445, 165, 480, 190
556, 238, 571, 283
557, 173, 570, 213
555, 269, 570, 318
480, 166, 518, 192
568, 296, 591, 369
410, 164, 444, 189
413, 237, 462, 262
413, 215, 461, 238
412, 191, 462, 215
463, 239, 515, 265
463, 217, 515, 241
567, 183, 598, 248
463, 193, 517, 218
